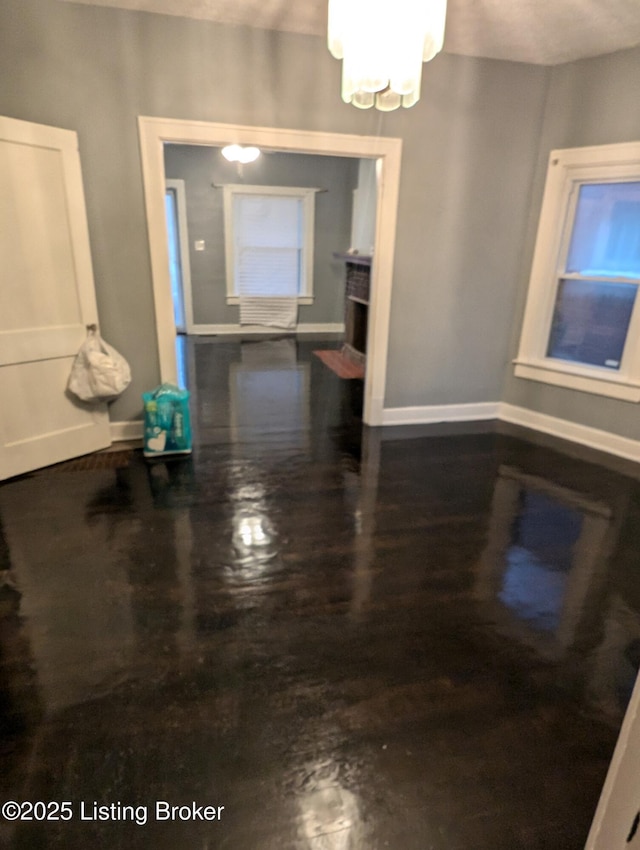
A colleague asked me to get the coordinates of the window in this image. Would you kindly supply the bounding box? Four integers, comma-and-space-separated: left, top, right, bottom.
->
515, 142, 640, 401
222, 185, 317, 304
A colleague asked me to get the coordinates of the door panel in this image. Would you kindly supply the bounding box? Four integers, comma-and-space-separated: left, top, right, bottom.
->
0, 115, 111, 480
585, 670, 640, 849
0, 143, 80, 329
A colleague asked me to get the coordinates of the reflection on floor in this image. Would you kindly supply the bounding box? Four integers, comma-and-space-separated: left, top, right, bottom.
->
0, 335, 639, 849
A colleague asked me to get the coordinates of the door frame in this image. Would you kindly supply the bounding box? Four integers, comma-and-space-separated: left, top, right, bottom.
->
138, 116, 402, 426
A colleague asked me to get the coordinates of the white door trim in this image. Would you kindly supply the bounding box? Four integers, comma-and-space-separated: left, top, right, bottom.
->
138, 117, 402, 426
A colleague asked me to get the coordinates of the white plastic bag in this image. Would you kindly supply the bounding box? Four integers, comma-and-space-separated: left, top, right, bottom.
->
68, 327, 131, 402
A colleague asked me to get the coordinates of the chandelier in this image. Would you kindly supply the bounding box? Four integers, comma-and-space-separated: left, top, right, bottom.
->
327, 0, 447, 111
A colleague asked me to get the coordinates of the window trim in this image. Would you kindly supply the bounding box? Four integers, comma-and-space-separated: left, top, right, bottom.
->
222, 184, 317, 304
514, 141, 640, 402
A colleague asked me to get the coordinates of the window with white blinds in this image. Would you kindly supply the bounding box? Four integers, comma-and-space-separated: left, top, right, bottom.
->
223, 185, 316, 302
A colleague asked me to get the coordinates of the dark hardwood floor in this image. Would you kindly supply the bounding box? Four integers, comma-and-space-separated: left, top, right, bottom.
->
0, 335, 638, 849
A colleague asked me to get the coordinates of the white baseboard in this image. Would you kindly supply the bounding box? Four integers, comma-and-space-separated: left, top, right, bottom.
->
498, 403, 640, 464
110, 420, 144, 442
381, 400, 640, 463
109, 404, 640, 464
190, 323, 345, 335
381, 402, 500, 426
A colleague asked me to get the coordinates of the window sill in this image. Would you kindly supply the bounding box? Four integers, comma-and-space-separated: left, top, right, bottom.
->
226, 296, 313, 306
513, 359, 640, 402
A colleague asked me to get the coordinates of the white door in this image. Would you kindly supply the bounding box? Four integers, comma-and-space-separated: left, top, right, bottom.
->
0, 115, 111, 481
585, 671, 640, 849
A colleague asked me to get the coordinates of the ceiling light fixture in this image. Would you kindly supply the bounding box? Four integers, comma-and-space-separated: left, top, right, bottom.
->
327, 0, 447, 111
221, 145, 261, 163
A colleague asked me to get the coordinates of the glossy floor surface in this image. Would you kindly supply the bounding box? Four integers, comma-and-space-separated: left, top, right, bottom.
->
1, 336, 639, 849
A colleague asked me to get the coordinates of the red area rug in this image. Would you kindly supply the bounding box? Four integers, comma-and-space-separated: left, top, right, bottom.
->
313, 349, 365, 380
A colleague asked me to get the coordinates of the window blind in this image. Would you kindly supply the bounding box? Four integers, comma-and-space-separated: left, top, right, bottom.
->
233, 194, 303, 297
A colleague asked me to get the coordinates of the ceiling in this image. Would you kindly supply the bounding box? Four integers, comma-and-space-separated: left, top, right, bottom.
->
62, 0, 640, 65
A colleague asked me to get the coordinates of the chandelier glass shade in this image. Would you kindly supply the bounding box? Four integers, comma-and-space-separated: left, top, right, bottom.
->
327, 0, 447, 111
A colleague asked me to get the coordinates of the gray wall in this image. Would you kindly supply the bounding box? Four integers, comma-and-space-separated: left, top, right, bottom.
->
163, 145, 357, 326
0, 0, 548, 421
384, 55, 549, 407
503, 45, 640, 440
